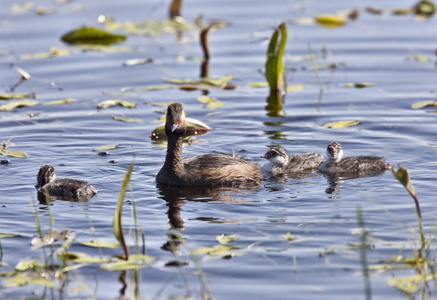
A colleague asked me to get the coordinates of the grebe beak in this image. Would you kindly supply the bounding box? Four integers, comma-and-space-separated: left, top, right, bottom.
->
171, 123, 179, 132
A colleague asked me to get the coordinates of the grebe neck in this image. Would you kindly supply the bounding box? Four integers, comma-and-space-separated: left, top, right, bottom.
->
164, 134, 184, 174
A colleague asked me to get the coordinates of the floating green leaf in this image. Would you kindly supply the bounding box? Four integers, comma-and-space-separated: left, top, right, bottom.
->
0, 92, 35, 100
60, 252, 112, 263
100, 255, 154, 271
11, 2, 35, 13
411, 100, 437, 109
97, 99, 136, 109
61, 27, 127, 45
93, 144, 121, 151
197, 95, 224, 109
407, 54, 430, 62
249, 82, 269, 88
79, 240, 120, 248
286, 84, 304, 92
339, 82, 377, 88
192, 245, 241, 257
150, 117, 211, 140
0, 149, 26, 158
15, 259, 45, 272
323, 120, 361, 128
282, 232, 297, 241
413, 0, 436, 18
0, 100, 39, 111
112, 116, 143, 123
44, 98, 76, 105
3, 272, 54, 288
216, 234, 238, 245
20, 47, 70, 60
388, 272, 437, 294
136, 85, 178, 91
0, 234, 16, 238
314, 14, 347, 28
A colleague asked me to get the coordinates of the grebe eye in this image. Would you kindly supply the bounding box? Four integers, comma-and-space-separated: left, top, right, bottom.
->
178, 120, 182, 124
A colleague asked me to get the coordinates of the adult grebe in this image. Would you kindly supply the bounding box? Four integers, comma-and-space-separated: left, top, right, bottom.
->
156, 102, 262, 186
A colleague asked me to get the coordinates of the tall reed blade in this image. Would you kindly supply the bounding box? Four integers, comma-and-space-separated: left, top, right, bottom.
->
169, 0, 182, 18
265, 22, 287, 94
113, 161, 134, 260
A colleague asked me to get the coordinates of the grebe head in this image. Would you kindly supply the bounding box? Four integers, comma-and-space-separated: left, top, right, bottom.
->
261, 147, 288, 167
36, 165, 56, 188
165, 102, 186, 136
326, 142, 343, 163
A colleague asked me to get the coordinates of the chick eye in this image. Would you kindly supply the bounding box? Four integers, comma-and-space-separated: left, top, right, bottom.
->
178, 120, 182, 124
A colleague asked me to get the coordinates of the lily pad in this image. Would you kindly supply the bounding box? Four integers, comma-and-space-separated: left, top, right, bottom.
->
97, 99, 136, 109
20, 47, 70, 60
282, 232, 297, 241
323, 120, 361, 128
0, 100, 39, 111
44, 98, 76, 105
314, 14, 347, 28
61, 27, 127, 45
216, 234, 238, 245
197, 95, 224, 109
411, 100, 437, 109
79, 240, 120, 248
150, 117, 211, 140
112, 116, 143, 123
0, 92, 35, 100
100, 255, 155, 271
93, 144, 121, 151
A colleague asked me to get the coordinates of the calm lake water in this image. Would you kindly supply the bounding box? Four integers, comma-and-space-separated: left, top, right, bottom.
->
1, 0, 437, 299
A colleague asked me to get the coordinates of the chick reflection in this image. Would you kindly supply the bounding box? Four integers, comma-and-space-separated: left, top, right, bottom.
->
323, 172, 388, 197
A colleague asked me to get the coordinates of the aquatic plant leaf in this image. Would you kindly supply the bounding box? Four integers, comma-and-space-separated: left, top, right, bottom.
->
150, 117, 211, 140
265, 22, 287, 93
0, 149, 27, 158
122, 58, 153, 66
411, 100, 437, 109
11, 2, 35, 13
0, 100, 39, 111
323, 120, 361, 128
136, 85, 178, 91
407, 54, 430, 62
61, 252, 112, 263
216, 234, 238, 245
44, 98, 76, 105
192, 245, 241, 257
20, 47, 70, 60
4, 273, 54, 288
249, 82, 269, 87
392, 167, 415, 196
112, 116, 143, 123
387, 273, 437, 294
0, 234, 16, 238
15, 259, 45, 271
413, 0, 436, 18
315, 14, 347, 28
197, 95, 224, 109
339, 82, 377, 88
390, 8, 411, 15
286, 84, 303, 92
97, 99, 136, 109
0, 92, 35, 100
100, 257, 154, 271
113, 162, 134, 260
282, 232, 297, 241
62, 27, 126, 45
79, 240, 120, 248
93, 144, 121, 151
36, 7, 56, 15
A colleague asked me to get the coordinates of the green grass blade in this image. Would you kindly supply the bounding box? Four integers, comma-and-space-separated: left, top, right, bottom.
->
113, 160, 134, 260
